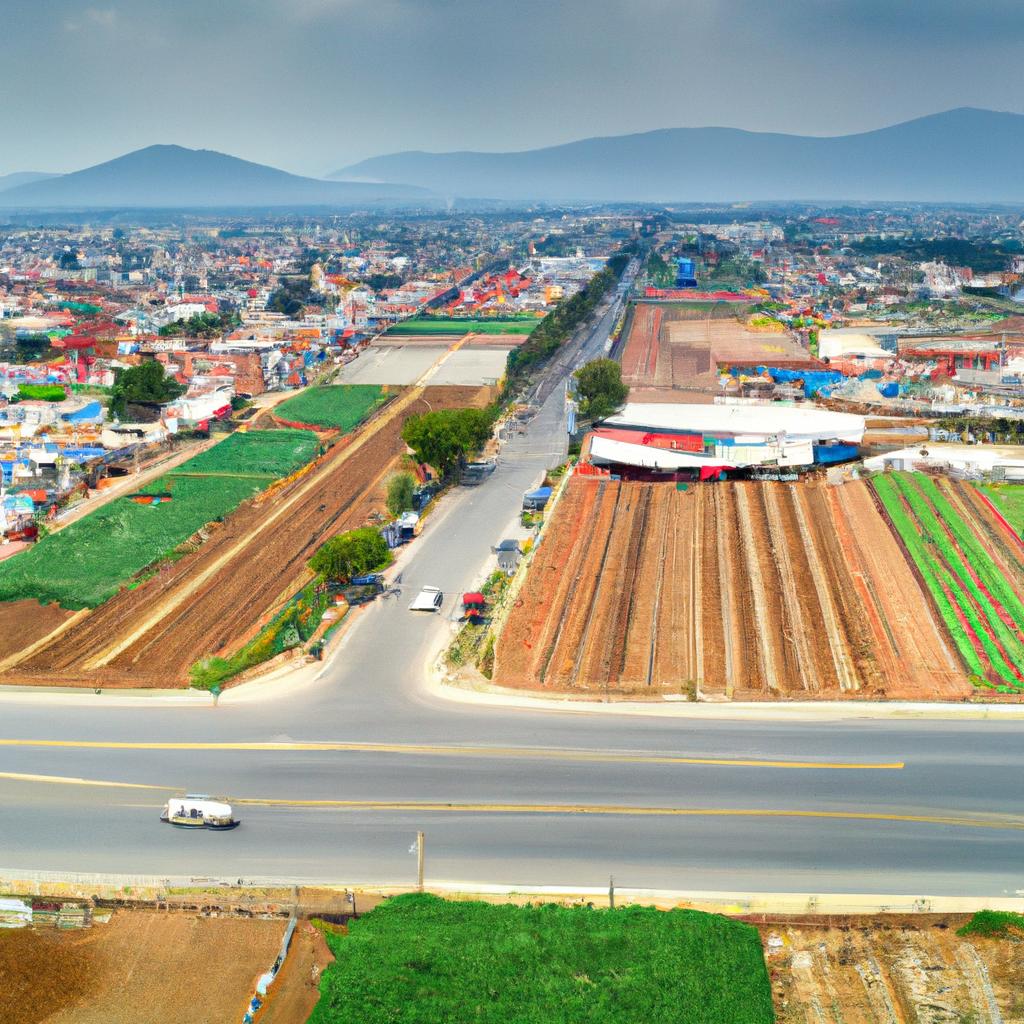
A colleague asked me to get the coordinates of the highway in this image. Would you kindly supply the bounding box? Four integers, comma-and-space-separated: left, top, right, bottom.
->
2, 263, 1024, 898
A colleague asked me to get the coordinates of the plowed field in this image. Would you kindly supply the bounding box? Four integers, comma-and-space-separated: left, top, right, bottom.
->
2, 386, 488, 687
495, 477, 969, 699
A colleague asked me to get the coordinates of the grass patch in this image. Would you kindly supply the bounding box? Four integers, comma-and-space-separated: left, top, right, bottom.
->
976, 483, 1024, 536
957, 910, 1024, 938
0, 430, 317, 609
385, 317, 537, 336
310, 893, 773, 1024
274, 384, 387, 432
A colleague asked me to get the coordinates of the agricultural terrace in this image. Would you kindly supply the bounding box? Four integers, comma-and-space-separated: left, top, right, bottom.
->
496, 477, 966, 700
310, 894, 773, 1024
274, 384, 387, 431
0, 430, 317, 609
872, 472, 1024, 692
975, 482, 1024, 536
385, 316, 537, 336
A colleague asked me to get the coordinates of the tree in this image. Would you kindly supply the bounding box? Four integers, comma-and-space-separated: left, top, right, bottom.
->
309, 526, 391, 583
574, 358, 628, 421
387, 472, 416, 517
109, 361, 185, 418
401, 408, 494, 477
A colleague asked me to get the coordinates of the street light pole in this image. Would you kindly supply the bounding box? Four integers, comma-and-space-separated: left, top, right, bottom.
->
416, 831, 425, 892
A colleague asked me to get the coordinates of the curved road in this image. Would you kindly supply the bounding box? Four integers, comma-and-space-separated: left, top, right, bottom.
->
2, 280, 1024, 898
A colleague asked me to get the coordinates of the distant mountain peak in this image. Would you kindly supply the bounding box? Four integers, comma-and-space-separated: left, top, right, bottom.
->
0, 145, 428, 209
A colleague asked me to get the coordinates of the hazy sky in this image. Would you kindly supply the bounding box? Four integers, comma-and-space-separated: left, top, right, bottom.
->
3, 0, 1022, 177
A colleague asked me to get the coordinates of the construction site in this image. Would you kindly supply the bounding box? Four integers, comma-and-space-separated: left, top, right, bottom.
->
764, 915, 1024, 1023
494, 475, 969, 700
0, 384, 491, 687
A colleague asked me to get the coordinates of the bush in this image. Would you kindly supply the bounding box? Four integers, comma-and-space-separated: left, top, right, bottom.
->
957, 910, 1024, 938
386, 472, 416, 516
309, 526, 391, 583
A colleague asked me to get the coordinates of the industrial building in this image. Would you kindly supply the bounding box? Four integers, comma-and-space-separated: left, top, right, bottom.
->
582, 403, 865, 479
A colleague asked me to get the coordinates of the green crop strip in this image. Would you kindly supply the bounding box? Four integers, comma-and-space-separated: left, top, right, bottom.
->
274, 384, 387, 432
310, 894, 774, 1024
0, 430, 317, 609
873, 474, 1022, 689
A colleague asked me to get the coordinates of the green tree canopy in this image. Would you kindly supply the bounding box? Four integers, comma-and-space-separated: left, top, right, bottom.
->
574, 358, 628, 421
386, 472, 416, 517
401, 408, 494, 477
110, 361, 186, 418
309, 526, 391, 583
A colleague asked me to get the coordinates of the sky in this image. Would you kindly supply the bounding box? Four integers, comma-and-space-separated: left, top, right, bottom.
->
2, 0, 1023, 177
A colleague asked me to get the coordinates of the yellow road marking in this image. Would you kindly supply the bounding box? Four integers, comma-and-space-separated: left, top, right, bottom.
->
0, 771, 166, 790
0, 771, 1019, 832
0, 739, 903, 771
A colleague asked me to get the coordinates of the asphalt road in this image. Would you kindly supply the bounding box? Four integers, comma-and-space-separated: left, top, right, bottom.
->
3, 263, 1024, 897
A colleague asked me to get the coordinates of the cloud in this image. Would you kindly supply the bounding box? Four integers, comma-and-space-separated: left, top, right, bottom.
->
64, 6, 118, 32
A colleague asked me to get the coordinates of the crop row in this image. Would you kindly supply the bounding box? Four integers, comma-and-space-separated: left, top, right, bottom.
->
273, 384, 386, 432
872, 473, 1024, 690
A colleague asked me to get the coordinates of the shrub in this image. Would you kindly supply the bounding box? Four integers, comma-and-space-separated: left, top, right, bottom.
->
309, 527, 391, 583
386, 472, 416, 517
957, 910, 1024, 938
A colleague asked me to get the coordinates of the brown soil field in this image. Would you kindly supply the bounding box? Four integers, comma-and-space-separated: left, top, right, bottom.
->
763, 918, 1024, 1023
0, 912, 284, 1024
0, 598, 76, 661
619, 303, 814, 396
3, 385, 489, 688
494, 476, 969, 699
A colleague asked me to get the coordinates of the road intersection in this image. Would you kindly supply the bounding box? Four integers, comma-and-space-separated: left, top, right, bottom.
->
2, 272, 1024, 900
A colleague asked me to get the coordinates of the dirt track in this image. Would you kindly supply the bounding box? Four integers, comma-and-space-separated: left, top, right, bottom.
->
495, 477, 970, 699
3, 386, 489, 687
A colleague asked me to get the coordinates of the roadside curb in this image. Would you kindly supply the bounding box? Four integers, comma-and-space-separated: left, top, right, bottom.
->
1, 869, 1021, 916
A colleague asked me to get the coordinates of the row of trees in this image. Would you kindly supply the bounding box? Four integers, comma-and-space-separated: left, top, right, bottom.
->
503, 244, 635, 391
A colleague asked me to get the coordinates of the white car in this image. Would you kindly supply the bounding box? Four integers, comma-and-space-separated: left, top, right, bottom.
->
409, 585, 444, 611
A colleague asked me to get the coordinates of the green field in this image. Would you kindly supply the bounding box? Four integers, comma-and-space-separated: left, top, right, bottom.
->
310, 894, 773, 1024
872, 472, 1024, 690
273, 384, 387, 431
385, 316, 538, 336
975, 483, 1024, 535
0, 430, 317, 609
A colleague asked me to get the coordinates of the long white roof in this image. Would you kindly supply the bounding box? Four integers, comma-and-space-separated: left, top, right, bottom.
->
604, 403, 865, 444
589, 435, 738, 469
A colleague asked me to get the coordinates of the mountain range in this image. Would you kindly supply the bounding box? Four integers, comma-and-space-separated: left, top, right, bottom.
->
0, 171, 57, 193
331, 108, 1024, 203
0, 146, 427, 209
3, 110, 1024, 208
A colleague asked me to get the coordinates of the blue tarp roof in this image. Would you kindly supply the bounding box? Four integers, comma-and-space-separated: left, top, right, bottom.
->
62, 401, 103, 424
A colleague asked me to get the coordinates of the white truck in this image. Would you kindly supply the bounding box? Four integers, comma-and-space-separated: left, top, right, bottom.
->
409, 585, 444, 612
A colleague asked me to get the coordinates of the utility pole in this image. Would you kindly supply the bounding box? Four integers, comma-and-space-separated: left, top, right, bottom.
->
416, 831, 425, 892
